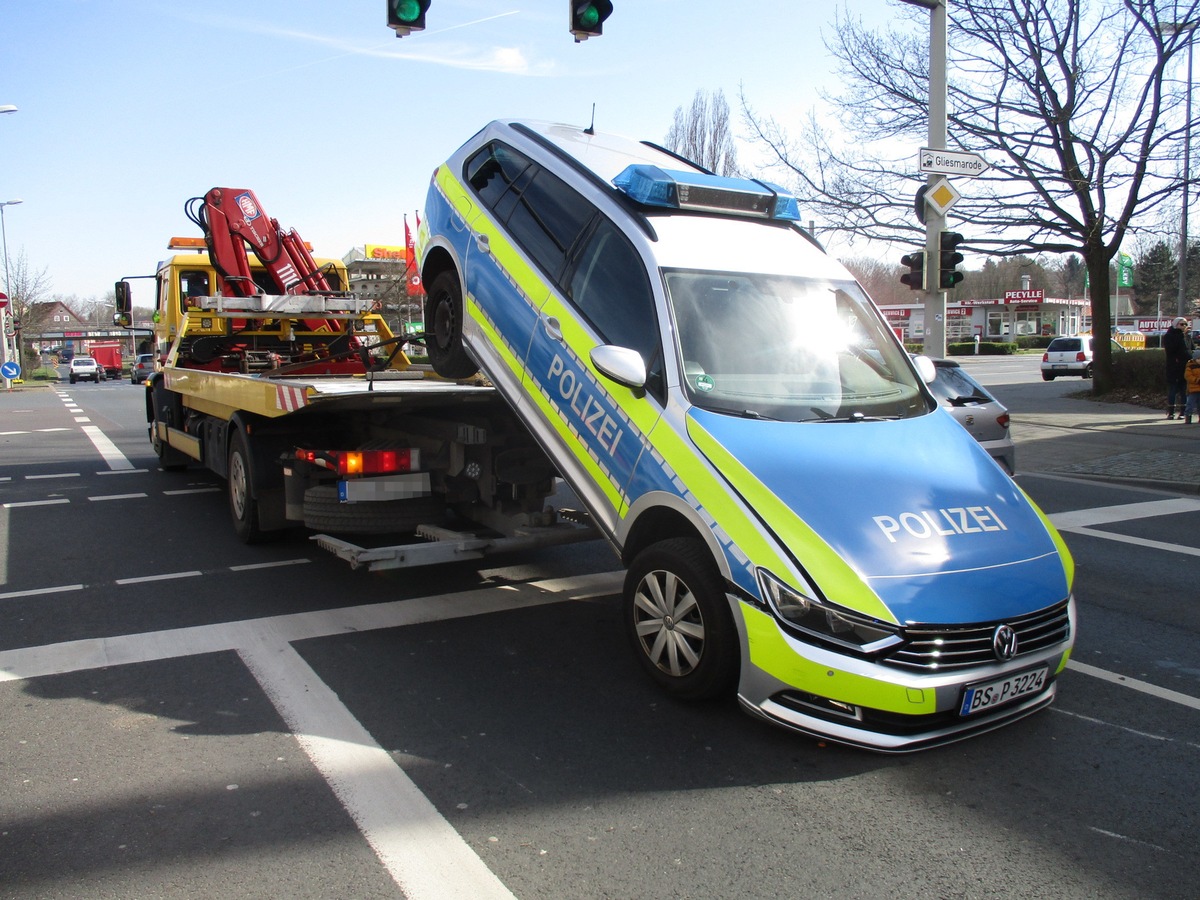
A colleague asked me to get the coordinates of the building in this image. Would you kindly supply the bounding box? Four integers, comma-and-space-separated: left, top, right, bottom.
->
879, 289, 1089, 343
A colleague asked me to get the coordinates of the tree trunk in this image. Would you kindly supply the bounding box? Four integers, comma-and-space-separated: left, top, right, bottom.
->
1086, 252, 1114, 394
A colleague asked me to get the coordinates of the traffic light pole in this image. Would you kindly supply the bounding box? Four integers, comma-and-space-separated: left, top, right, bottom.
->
922, 0, 949, 359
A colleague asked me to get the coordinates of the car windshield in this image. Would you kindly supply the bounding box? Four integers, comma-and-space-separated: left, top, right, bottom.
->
665, 270, 930, 422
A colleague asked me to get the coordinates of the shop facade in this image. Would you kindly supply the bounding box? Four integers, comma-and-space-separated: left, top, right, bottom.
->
879, 289, 1089, 343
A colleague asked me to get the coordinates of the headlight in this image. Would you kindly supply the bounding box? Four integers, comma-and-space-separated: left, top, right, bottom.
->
757, 568, 902, 654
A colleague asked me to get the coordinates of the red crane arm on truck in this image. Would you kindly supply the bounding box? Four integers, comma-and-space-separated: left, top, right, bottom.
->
197, 188, 334, 297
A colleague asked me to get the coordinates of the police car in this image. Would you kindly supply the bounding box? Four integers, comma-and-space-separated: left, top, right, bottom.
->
418, 120, 1075, 752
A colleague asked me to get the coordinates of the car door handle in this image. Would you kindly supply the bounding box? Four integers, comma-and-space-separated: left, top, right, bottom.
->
475, 233, 490, 253
542, 315, 563, 341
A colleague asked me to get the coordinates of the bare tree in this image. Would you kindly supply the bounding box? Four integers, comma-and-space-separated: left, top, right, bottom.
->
5, 250, 52, 339
742, 0, 1200, 392
665, 89, 740, 177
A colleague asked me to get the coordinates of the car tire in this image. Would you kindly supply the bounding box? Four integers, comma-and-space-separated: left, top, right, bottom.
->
302, 485, 447, 535
1083, 364, 1093, 379
623, 537, 739, 701
69, 375, 76, 384
1042, 373, 1054, 381
424, 270, 479, 379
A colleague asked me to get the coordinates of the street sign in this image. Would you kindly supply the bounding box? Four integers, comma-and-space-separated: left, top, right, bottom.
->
923, 177, 961, 216
919, 148, 990, 178
1, 361, 20, 380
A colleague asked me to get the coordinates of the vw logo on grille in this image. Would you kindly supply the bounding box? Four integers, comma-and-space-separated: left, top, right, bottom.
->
992, 624, 1018, 660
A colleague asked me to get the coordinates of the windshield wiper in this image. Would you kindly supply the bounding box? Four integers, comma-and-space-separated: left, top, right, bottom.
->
808, 408, 899, 423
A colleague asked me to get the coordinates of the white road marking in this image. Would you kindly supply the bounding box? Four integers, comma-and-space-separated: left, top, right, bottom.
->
1049, 497, 1200, 557
1050, 498, 1200, 528
81, 424, 135, 471
2, 498, 70, 509
89, 493, 149, 501
0, 584, 85, 601
229, 559, 310, 571
1066, 660, 1200, 712
115, 571, 203, 585
0, 571, 621, 898
26, 472, 80, 479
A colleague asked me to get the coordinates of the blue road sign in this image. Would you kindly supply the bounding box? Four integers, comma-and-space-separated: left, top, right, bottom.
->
1, 361, 21, 379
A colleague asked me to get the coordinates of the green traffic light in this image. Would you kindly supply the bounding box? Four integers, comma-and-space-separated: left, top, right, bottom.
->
577, 4, 600, 28
394, 0, 421, 22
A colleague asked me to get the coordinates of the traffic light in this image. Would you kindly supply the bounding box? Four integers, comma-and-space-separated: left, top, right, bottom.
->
900, 250, 926, 291
938, 231, 965, 290
569, 1, 613, 41
387, 0, 430, 37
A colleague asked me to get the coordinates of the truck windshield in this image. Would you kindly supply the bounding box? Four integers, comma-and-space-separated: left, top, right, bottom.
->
665, 270, 930, 423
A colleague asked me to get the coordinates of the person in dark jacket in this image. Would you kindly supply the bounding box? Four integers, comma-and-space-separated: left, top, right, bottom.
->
1164, 316, 1193, 419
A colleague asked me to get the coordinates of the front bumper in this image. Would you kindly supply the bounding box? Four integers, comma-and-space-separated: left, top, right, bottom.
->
734, 598, 1073, 753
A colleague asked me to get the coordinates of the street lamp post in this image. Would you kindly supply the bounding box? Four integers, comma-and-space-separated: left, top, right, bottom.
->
0, 199, 24, 374
1162, 22, 1197, 318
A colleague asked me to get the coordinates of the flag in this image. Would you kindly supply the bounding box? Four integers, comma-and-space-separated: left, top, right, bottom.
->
404, 215, 414, 270
1117, 251, 1134, 288
404, 214, 422, 297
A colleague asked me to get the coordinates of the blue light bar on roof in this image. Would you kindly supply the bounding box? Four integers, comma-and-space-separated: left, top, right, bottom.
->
612, 165, 801, 221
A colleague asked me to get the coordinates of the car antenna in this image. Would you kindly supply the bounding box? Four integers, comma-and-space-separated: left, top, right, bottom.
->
584, 103, 596, 135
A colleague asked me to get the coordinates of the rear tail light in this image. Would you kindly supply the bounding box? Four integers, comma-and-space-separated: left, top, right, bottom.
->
1042, 352, 1049, 362
997, 412, 1010, 430
1076, 352, 1086, 362
294, 448, 419, 476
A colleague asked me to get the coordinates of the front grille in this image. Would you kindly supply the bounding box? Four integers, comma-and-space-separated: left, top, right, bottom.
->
881, 599, 1071, 672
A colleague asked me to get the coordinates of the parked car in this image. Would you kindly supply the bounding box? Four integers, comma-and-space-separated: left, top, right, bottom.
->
130, 353, 155, 384
68, 356, 103, 384
926, 358, 1015, 474
1041, 335, 1125, 380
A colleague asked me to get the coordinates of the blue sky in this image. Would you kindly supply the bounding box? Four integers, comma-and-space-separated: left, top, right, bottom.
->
1, 0, 902, 303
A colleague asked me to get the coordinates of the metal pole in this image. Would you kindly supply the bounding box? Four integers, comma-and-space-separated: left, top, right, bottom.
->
1180, 37, 1193, 317
922, 0, 949, 358
0, 204, 10, 378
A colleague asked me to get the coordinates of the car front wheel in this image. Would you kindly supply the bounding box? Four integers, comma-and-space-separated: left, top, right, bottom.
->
623, 538, 739, 701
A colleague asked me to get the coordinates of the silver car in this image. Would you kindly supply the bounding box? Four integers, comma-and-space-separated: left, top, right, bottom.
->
927, 358, 1015, 474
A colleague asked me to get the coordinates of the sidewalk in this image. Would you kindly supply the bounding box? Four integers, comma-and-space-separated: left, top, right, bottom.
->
1012, 390, 1200, 493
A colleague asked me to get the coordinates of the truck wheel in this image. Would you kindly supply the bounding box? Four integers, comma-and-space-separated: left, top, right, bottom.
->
623, 538, 739, 701
302, 485, 446, 535
228, 429, 266, 544
425, 270, 479, 379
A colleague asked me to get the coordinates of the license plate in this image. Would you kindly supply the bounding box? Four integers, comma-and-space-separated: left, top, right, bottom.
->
959, 667, 1048, 716
1052, 364, 1067, 369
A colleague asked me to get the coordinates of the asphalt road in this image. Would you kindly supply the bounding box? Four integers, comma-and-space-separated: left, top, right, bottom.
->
1, 362, 1198, 900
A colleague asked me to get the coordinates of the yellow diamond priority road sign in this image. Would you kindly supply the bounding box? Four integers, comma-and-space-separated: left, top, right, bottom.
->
923, 177, 960, 216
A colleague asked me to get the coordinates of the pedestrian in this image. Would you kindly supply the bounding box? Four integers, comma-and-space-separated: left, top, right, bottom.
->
1163, 316, 1192, 419
1185, 350, 1200, 425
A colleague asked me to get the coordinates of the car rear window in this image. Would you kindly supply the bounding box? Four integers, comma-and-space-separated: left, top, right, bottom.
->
1048, 338, 1080, 351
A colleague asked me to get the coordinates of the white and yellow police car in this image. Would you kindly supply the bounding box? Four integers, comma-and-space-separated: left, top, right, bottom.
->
418, 120, 1075, 752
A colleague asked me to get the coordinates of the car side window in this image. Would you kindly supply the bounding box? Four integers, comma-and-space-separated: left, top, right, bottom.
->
567, 218, 664, 402
503, 167, 595, 279
466, 143, 532, 210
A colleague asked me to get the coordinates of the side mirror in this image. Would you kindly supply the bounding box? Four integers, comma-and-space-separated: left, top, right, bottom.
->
114, 281, 132, 313
590, 344, 646, 389
913, 354, 937, 385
